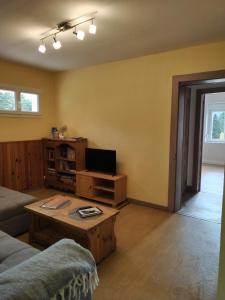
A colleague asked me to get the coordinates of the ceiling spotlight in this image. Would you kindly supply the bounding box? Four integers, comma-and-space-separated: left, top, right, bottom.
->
74, 29, 85, 40
38, 14, 98, 53
38, 41, 46, 54
53, 36, 62, 49
89, 20, 96, 34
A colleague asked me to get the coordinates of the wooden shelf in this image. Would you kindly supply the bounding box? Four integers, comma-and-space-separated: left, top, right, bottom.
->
57, 169, 76, 175
43, 138, 87, 193
93, 185, 114, 192
56, 156, 76, 162
93, 195, 114, 202
77, 170, 124, 181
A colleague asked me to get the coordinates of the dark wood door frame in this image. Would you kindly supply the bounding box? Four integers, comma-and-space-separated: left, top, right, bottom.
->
168, 69, 225, 212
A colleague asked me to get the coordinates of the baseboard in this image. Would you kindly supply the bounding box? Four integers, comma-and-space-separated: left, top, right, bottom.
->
128, 197, 169, 211
202, 160, 225, 166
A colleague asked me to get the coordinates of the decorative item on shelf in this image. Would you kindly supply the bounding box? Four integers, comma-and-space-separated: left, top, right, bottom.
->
59, 125, 67, 139
38, 12, 97, 54
51, 127, 59, 139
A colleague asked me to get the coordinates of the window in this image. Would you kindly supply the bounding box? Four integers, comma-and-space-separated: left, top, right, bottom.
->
20, 92, 39, 113
211, 111, 225, 140
0, 89, 16, 111
0, 87, 40, 115
205, 106, 225, 143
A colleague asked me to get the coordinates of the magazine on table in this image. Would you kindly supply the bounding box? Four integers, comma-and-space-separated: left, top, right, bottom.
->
76, 206, 103, 218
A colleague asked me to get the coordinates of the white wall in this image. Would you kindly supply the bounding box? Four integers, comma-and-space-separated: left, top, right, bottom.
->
202, 92, 225, 165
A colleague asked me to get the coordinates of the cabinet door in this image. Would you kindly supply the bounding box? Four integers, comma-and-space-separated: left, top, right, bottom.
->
76, 175, 94, 198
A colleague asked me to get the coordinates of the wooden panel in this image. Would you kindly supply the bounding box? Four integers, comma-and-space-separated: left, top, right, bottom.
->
14, 141, 27, 191
115, 176, 127, 203
76, 174, 94, 198
0, 144, 3, 185
75, 140, 87, 170
2, 142, 17, 190
0, 140, 43, 191
99, 217, 116, 260
26, 140, 43, 189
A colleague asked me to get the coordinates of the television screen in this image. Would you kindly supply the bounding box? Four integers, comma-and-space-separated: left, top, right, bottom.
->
85, 148, 116, 175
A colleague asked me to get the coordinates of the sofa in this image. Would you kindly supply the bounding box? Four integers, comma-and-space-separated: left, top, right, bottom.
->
0, 231, 98, 300
0, 186, 37, 236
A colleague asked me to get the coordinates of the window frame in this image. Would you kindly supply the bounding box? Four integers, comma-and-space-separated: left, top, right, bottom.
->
0, 85, 41, 116
205, 103, 225, 144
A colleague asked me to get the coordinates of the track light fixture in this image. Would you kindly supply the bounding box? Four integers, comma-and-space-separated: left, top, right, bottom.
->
73, 28, 85, 40
89, 19, 96, 35
38, 40, 46, 53
38, 14, 97, 54
52, 36, 62, 49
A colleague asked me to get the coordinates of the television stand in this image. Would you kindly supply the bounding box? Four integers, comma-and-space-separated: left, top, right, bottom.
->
76, 171, 127, 207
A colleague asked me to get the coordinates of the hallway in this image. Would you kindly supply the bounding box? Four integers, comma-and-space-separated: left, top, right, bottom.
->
178, 164, 223, 223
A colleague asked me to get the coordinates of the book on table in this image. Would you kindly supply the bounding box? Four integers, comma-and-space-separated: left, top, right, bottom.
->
41, 196, 70, 209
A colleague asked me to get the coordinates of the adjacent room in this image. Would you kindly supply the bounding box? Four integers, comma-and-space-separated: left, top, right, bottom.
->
0, 1, 225, 300
179, 90, 225, 223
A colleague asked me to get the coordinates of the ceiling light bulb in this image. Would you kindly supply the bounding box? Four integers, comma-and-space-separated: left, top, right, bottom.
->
53, 37, 62, 50
76, 30, 85, 40
38, 42, 46, 54
89, 24, 96, 34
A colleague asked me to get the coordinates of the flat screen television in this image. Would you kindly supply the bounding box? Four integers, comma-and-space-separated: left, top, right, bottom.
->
85, 148, 116, 175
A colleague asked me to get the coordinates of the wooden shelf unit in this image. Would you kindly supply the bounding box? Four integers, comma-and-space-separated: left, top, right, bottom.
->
43, 138, 87, 193
76, 170, 127, 207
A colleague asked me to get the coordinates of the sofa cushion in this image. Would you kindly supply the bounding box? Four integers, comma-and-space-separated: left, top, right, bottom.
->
0, 186, 36, 221
0, 231, 39, 272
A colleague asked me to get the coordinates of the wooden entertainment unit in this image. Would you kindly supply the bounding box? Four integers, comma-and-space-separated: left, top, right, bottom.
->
76, 171, 127, 207
43, 138, 127, 207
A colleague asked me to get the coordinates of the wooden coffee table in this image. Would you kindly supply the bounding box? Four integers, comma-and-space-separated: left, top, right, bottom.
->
25, 195, 119, 263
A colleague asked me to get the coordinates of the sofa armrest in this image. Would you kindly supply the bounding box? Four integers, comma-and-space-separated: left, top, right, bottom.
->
0, 239, 98, 300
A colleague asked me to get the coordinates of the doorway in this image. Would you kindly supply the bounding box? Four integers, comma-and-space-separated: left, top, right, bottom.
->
178, 90, 225, 222
168, 70, 225, 214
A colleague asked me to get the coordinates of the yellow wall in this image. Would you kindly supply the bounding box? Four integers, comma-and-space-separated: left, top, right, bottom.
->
55, 41, 225, 206
0, 59, 55, 142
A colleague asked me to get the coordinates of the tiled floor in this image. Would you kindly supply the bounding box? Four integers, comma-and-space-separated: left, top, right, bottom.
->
179, 164, 224, 223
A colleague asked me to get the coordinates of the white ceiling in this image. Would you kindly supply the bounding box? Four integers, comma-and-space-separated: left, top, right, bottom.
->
0, 0, 225, 71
